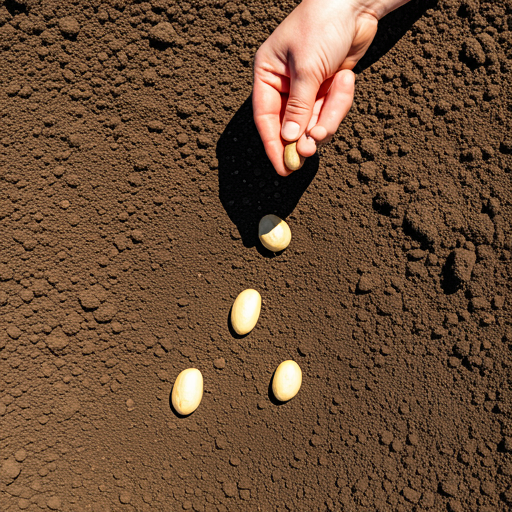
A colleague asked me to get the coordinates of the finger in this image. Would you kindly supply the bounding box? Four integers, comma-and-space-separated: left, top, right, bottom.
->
316, 76, 334, 99
281, 72, 321, 142
309, 69, 355, 144
296, 132, 317, 158
296, 74, 339, 157
253, 75, 291, 176
306, 95, 324, 133
304, 76, 334, 134
296, 97, 324, 157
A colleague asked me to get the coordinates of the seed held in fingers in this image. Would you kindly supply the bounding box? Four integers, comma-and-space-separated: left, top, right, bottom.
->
284, 142, 305, 171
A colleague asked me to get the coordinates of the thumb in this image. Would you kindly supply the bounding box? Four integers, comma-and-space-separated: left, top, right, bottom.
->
281, 73, 320, 142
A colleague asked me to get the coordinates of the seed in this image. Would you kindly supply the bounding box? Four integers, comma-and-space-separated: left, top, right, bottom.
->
284, 142, 305, 171
272, 360, 302, 402
230, 289, 261, 335
258, 214, 291, 252
171, 368, 203, 415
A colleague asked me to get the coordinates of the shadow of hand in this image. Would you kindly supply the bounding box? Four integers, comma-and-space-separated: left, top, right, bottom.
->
355, 0, 438, 73
217, 1, 436, 249
217, 95, 319, 248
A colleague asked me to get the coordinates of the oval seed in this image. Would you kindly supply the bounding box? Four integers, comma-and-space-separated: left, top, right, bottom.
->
258, 214, 291, 252
231, 289, 261, 335
171, 368, 203, 415
272, 360, 302, 402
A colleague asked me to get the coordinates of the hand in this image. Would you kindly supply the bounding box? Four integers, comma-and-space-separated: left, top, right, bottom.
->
253, 0, 401, 176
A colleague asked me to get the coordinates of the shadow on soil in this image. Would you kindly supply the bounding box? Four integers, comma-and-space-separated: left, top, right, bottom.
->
217, 96, 319, 248
267, 371, 286, 407
217, 0, 437, 247
226, 305, 250, 340
440, 251, 462, 295
354, 0, 439, 73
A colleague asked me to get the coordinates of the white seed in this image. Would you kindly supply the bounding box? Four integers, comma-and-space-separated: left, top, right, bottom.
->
258, 214, 291, 252
230, 289, 261, 335
171, 368, 203, 415
272, 360, 302, 402
284, 142, 305, 171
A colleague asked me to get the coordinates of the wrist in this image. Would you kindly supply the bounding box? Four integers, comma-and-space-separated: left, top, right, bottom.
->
351, 0, 410, 20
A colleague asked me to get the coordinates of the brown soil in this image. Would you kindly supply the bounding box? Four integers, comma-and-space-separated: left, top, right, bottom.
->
1, 0, 511, 511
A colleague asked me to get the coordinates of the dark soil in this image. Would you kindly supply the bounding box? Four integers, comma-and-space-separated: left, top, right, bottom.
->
1, 1, 511, 511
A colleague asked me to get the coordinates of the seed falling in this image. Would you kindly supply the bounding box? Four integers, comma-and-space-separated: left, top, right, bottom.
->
258, 214, 291, 252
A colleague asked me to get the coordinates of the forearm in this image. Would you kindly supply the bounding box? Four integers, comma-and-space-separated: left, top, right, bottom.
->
298, 0, 412, 22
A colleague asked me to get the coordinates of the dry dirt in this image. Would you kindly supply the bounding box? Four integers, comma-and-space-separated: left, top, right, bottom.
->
1, 0, 511, 511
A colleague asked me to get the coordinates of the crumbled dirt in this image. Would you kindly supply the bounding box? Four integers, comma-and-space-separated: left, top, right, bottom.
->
1, 0, 511, 511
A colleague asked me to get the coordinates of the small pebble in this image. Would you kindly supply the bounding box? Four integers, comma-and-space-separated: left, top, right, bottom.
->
148, 120, 164, 132
380, 431, 393, 445
403, 487, 421, 504
222, 481, 237, 498
445, 313, 459, 326
407, 433, 419, 446
391, 439, 403, 452
119, 491, 132, 504
65, 174, 80, 187
213, 358, 226, 369
130, 229, 144, 243
17, 498, 30, 510
480, 313, 495, 326
229, 456, 240, 466
149, 22, 177, 45
449, 249, 476, 285
78, 290, 100, 310
93, 303, 117, 323
14, 449, 27, 462
358, 162, 378, 181
19, 289, 33, 303
59, 16, 80, 37
357, 275, 375, 293
47, 497, 62, 510
440, 479, 459, 497
215, 437, 228, 450
7, 326, 22, 340
1, 459, 21, 481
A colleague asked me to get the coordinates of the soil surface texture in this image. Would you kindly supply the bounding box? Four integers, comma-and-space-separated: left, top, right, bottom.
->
1, 0, 511, 511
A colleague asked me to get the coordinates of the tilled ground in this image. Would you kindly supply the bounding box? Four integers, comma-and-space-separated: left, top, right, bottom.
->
0, 1, 511, 511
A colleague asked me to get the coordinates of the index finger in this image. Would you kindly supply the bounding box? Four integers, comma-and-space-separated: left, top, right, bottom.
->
253, 74, 291, 177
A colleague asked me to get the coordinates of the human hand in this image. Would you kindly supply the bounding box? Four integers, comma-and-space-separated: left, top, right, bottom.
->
253, 0, 409, 176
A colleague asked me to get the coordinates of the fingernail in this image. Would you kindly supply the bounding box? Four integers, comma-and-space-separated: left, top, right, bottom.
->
282, 121, 300, 141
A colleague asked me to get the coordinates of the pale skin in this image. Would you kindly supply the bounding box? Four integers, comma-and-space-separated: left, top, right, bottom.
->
253, 0, 411, 176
